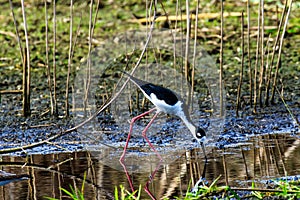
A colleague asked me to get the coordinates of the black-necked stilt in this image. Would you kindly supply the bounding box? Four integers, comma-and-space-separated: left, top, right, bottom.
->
120, 71, 207, 161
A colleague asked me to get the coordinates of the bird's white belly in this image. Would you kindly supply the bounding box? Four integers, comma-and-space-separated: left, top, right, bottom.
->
150, 93, 183, 115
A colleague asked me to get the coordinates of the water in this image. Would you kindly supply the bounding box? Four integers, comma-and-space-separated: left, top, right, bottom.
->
0, 133, 299, 199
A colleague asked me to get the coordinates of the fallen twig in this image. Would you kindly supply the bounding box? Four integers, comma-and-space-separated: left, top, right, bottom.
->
130, 12, 243, 24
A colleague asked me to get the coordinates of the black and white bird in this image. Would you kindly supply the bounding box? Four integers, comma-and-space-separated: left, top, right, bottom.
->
119, 71, 207, 161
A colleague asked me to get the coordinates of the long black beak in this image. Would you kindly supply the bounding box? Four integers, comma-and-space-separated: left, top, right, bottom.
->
200, 141, 207, 162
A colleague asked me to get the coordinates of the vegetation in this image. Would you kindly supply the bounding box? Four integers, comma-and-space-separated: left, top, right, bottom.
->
114, 185, 142, 200
44, 176, 300, 199
44, 172, 86, 200
0, 1, 299, 200
1, 0, 299, 117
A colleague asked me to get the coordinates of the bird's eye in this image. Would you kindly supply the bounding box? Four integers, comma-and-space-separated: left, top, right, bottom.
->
196, 127, 206, 139
196, 132, 203, 139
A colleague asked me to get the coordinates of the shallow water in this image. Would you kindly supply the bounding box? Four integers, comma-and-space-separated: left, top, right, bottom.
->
0, 133, 299, 199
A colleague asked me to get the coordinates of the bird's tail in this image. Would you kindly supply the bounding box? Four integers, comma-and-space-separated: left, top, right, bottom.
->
121, 70, 149, 87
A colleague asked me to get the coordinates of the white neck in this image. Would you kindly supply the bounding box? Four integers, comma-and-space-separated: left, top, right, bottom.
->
179, 112, 197, 138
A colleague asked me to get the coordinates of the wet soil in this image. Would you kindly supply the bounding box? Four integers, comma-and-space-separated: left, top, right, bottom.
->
0, 86, 299, 156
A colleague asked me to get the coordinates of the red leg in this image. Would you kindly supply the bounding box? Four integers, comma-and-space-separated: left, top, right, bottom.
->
119, 158, 135, 193
142, 112, 162, 160
119, 107, 157, 162
120, 151, 162, 196
144, 160, 162, 200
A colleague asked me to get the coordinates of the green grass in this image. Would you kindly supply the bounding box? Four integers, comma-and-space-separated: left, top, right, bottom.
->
44, 184, 85, 200
44, 172, 86, 200
1, 1, 299, 110
252, 179, 300, 199
44, 174, 300, 199
114, 185, 142, 200
178, 175, 238, 200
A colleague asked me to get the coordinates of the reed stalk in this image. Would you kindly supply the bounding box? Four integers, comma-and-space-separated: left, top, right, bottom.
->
53, 0, 58, 116
173, 0, 179, 91
264, 35, 272, 105
21, 0, 31, 117
236, 11, 244, 117
65, 0, 74, 117
223, 149, 229, 186
219, 0, 224, 116
71, 15, 82, 60
247, 0, 252, 107
9, 0, 27, 116
44, 0, 54, 115
241, 146, 249, 179
91, 0, 101, 38
191, 0, 200, 110
271, 0, 293, 104
83, 0, 94, 117
265, 0, 287, 106
184, 0, 191, 82
253, 0, 261, 113
9, 0, 24, 65
258, 0, 265, 107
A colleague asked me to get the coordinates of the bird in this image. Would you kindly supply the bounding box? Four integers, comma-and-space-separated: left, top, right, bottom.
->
119, 71, 207, 162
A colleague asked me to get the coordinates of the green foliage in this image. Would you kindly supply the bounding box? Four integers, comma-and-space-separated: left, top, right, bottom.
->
114, 185, 141, 200
178, 175, 237, 199
44, 174, 300, 200
251, 179, 300, 200
273, 180, 300, 199
44, 172, 86, 200
179, 177, 300, 200
251, 181, 264, 199
44, 185, 85, 200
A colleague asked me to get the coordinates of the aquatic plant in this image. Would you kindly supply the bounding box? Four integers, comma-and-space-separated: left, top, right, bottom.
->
114, 184, 142, 200
44, 172, 86, 200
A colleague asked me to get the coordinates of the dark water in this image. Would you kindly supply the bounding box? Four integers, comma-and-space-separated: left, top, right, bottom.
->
0, 133, 299, 200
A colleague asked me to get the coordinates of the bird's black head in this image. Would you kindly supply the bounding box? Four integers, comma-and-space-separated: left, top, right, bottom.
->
195, 127, 207, 159
195, 127, 206, 140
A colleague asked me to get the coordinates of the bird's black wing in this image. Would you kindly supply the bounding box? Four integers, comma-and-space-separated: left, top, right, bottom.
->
122, 71, 179, 106
141, 84, 178, 106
